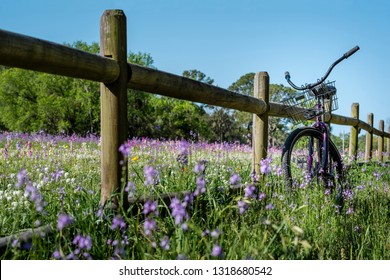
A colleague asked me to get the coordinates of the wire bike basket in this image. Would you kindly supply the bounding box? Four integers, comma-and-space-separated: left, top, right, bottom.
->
282, 81, 338, 124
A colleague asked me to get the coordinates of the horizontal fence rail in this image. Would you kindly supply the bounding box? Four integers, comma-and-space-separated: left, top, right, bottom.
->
332, 113, 389, 137
128, 63, 268, 115
0, 29, 119, 83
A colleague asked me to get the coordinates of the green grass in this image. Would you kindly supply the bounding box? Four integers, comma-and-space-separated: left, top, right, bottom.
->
0, 132, 389, 259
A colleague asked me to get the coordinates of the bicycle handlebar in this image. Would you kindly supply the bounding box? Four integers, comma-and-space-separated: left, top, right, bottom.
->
285, 45, 360, 91
344, 46, 360, 59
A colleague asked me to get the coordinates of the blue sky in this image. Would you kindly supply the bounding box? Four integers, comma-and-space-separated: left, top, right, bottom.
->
1, 0, 389, 136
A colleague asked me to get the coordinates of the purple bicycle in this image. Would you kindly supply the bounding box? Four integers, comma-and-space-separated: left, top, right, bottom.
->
281, 46, 359, 205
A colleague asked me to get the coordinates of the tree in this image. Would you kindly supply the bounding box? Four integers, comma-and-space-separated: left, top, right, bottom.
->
208, 108, 241, 142
151, 96, 209, 140
182, 69, 214, 85
0, 41, 101, 134
268, 84, 295, 147
127, 52, 157, 138
0, 69, 40, 132
228, 73, 296, 146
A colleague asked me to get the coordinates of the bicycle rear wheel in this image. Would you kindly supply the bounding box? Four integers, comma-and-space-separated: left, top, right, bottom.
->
281, 127, 344, 204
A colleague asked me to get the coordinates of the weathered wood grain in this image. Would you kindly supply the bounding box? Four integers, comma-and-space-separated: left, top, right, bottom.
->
0, 29, 119, 83
100, 10, 129, 207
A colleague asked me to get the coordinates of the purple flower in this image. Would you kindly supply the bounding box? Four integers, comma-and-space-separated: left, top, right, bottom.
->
183, 193, 194, 207
196, 176, 206, 189
343, 189, 354, 201
177, 254, 187, 260
211, 229, 221, 239
73, 235, 93, 251
275, 167, 283, 177
179, 140, 190, 155
177, 141, 190, 168
66, 252, 77, 260
346, 207, 354, 215
194, 160, 206, 174
52, 170, 64, 181
57, 213, 74, 231
265, 203, 274, 210
16, 169, 28, 188
144, 165, 159, 186
244, 185, 256, 198
24, 182, 46, 212
194, 176, 206, 196
238, 200, 248, 214
230, 173, 241, 186
211, 245, 222, 257
96, 207, 103, 218
260, 158, 272, 174
250, 170, 260, 183
11, 239, 19, 248
144, 218, 156, 236
125, 182, 136, 198
111, 216, 126, 230
119, 142, 132, 158
82, 252, 92, 260
159, 236, 170, 250
373, 171, 381, 181
356, 185, 365, 191
53, 250, 62, 259
258, 192, 266, 201
143, 200, 158, 216
181, 223, 188, 231
170, 197, 188, 225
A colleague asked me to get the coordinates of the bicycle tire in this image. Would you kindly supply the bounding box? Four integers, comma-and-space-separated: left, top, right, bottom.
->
281, 127, 344, 205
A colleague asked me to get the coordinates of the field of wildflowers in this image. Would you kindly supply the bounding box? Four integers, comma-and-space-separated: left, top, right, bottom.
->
0, 131, 389, 260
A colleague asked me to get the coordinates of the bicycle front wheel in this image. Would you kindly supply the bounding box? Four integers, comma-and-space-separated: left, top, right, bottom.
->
281, 127, 344, 194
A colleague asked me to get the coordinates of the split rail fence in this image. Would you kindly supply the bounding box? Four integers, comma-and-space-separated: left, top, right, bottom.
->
0, 9, 389, 210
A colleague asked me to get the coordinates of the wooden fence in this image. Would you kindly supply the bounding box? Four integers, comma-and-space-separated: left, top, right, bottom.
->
1, 9, 390, 208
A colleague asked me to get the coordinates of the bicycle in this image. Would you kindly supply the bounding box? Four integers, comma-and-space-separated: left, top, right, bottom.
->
281, 46, 360, 206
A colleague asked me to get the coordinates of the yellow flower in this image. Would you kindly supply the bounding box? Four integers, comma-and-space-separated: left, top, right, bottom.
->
132, 155, 139, 162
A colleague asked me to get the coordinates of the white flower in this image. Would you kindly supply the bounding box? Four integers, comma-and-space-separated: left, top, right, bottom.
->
12, 190, 21, 196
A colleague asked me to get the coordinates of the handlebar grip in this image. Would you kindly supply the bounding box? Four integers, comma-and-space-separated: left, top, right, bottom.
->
344, 45, 360, 58
284, 71, 291, 80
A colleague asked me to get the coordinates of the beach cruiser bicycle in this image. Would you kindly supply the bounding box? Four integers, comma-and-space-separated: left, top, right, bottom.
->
281, 46, 360, 205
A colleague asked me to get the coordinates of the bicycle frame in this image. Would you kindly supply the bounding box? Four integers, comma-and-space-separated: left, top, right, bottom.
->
309, 97, 330, 176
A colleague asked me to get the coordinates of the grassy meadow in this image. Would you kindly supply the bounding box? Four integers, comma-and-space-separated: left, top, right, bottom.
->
0, 132, 389, 260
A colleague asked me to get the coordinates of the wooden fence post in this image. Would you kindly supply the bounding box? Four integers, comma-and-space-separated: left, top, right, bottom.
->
378, 120, 384, 162
387, 125, 390, 161
100, 10, 129, 207
348, 103, 359, 161
364, 113, 374, 162
252, 72, 269, 176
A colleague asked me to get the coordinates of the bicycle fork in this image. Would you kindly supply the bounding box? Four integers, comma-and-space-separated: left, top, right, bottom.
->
308, 121, 330, 181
